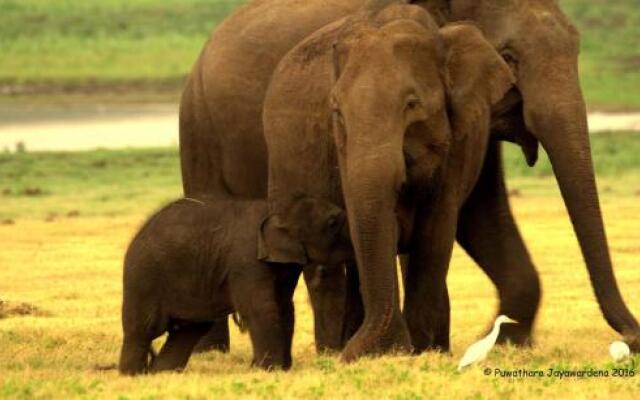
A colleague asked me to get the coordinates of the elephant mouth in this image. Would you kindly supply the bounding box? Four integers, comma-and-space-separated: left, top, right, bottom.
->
492, 87, 522, 117
490, 98, 540, 166
403, 147, 445, 190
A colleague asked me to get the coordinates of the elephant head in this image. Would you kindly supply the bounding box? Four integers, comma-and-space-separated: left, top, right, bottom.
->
328, 3, 513, 359
433, 0, 640, 348
258, 194, 353, 266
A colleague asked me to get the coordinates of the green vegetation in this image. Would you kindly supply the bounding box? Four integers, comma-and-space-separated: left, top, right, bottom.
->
0, 0, 245, 93
1, 140, 639, 399
1, 132, 639, 220
0, 0, 638, 108
563, 0, 640, 109
0, 147, 182, 220
503, 131, 640, 178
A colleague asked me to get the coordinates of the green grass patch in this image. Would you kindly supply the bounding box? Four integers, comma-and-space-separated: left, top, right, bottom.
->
1, 145, 639, 399
563, 0, 640, 109
0, 147, 182, 220
0, 0, 246, 89
1, 132, 639, 220
0, 0, 638, 108
503, 131, 640, 178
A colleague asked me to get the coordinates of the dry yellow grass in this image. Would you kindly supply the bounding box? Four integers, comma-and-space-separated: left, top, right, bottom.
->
1, 184, 639, 399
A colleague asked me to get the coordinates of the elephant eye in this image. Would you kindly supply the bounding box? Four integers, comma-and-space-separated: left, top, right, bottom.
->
405, 95, 421, 112
500, 48, 518, 66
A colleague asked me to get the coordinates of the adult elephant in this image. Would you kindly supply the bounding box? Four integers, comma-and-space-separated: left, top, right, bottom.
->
444, 0, 640, 351
262, 3, 515, 359
180, 0, 640, 356
181, 0, 367, 353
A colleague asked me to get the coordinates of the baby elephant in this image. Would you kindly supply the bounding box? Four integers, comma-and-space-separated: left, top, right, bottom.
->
118, 195, 352, 375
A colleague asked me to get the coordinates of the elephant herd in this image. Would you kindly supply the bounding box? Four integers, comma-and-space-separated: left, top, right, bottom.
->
118, 0, 640, 374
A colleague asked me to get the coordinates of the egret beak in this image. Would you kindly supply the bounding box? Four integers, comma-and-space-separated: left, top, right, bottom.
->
496, 314, 518, 324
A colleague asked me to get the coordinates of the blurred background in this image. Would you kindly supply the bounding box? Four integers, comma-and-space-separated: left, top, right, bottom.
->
0, 2, 639, 398
0, 0, 637, 104
0, 0, 638, 153
0, 1, 637, 217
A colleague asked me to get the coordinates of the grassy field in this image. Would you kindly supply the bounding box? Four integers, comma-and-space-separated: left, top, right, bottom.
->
0, 0, 639, 108
1, 137, 639, 398
564, 0, 640, 109
0, 0, 245, 98
2, 132, 640, 220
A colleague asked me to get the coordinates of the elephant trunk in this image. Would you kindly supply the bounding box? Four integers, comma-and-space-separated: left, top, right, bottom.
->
521, 65, 640, 350
338, 119, 411, 361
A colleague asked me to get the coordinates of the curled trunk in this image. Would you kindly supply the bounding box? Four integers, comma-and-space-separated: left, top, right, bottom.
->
338, 120, 411, 360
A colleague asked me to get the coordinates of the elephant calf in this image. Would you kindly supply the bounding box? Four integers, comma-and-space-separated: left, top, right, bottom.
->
118, 195, 352, 375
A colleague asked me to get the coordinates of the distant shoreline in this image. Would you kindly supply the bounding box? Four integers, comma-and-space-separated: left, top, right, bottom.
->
0, 104, 639, 153
1, 86, 638, 114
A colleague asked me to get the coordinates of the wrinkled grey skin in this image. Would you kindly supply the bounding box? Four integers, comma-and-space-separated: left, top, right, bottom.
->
180, 0, 367, 354
443, 0, 639, 351
180, 0, 640, 356
263, 5, 514, 359
118, 196, 352, 374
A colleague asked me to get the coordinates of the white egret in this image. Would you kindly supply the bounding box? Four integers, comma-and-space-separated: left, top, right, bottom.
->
609, 341, 630, 362
457, 315, 518, 372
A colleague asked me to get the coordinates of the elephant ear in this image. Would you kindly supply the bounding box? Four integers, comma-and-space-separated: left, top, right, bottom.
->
440, 23, 515, 141
491, 100, 540, 166
258, 214, 308, 265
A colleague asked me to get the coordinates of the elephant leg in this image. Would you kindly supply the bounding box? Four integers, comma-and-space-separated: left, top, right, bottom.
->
119, 335, 152, 375
150, 323, 212, 373
193, 317, 230, 353
403, 193, 458, 354
303, 263, 363, 353
275, 269, 300, 369
342, 261, 364, 346
433, 284, 451, 349
233, 268, 299, 371
245, 304, 291, 370
400, 254, 450, 352
456, 140, 541, 345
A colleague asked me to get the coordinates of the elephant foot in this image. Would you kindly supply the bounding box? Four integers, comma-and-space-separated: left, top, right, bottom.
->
411, 339, 449, 355
341, 310, 411, 363
624, 331, 640, 353
251, 355, 292, 371
406, 323, 450, 354
495, 321, 533, 347
404, 306, 450, 354
340, 315, 363, 351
